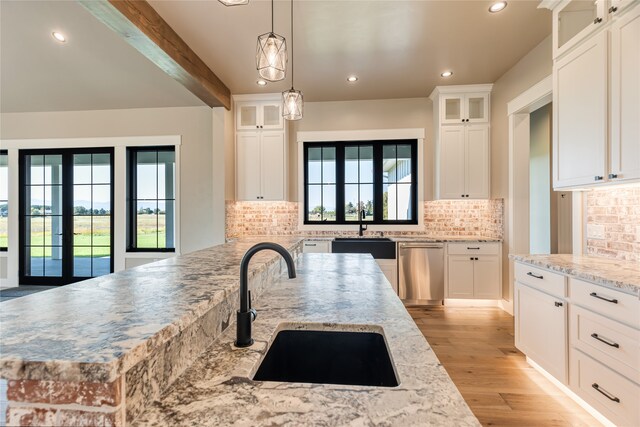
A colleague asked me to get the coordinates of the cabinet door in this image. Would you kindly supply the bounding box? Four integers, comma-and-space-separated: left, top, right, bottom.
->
473, 256, 500, 299
465, 93, 489, 123
438, 126, 466, 199
554, 0, 607, 58
609, 0, 637, 15
441, 95, 465, 124
260, 132, 285, 201
465, 125, 490, 199
236, 103, 260, 130
553, 31, 608, 188
236, 133, 262, 200
447, 255, 475, 298
261, 102, 284, 130
610, 5, 640, 182
515, 283, 567, 383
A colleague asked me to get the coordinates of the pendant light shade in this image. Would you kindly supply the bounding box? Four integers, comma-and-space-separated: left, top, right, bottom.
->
256, 32, 287, 82
282, 88, 303, 121
218, 0, 248, 6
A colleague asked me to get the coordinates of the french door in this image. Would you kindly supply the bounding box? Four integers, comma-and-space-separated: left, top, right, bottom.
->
19, 148, 114, 285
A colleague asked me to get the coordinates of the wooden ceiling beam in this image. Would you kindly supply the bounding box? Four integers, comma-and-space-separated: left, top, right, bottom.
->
79, 0, 231, 110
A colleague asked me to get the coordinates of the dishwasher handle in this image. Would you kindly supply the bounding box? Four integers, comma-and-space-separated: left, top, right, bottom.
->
399, 242, 444, 249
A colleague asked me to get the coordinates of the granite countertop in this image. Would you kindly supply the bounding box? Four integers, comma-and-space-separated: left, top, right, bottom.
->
511, 254, 640, 297
0, 237, 304, 383
134, 253, 480, 426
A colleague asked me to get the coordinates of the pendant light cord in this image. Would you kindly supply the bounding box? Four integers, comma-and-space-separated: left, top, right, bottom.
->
290, 0, 294, 88
271, 0, 274, 32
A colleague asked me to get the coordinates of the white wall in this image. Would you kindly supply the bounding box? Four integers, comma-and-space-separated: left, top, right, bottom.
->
0, 106, 225, 283
529, 104, 552, 254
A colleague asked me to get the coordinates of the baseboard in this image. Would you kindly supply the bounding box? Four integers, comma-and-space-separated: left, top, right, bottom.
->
526, 357, 614, 427
498, 299, 513, 315
443, 298, 500, 307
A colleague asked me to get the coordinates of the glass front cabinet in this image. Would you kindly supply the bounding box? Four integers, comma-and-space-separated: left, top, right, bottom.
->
439, 93, 489, 125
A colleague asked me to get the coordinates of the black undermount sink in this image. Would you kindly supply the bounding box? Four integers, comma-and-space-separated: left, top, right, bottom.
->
253, 330, 398, 387
331, 238, 396, 259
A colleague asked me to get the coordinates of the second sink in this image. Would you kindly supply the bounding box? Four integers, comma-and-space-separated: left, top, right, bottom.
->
331, 238, 396, 259
253, 329, 398, 387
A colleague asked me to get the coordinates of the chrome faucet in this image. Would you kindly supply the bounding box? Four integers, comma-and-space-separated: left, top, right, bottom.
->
235, 242, 296, 347
358, 206, 368, 237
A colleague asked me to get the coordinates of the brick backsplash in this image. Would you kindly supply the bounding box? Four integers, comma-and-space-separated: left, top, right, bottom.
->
226, 199, 503, 240
586, 185, 640, 262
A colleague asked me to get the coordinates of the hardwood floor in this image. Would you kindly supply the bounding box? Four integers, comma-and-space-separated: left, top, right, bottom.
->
408, 306, 600, 426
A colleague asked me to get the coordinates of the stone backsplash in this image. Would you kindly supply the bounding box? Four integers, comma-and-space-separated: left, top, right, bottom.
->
586, 185, 640, 262
226, 199, 504, 240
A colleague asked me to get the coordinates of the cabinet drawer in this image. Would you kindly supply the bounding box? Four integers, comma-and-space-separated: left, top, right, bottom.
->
447, 242, 499, 255
302, 241, 331, 253
570, 349, 640, 427
569, 278, 640, 328
571, 305, 640, 383
515, 262, 566, 299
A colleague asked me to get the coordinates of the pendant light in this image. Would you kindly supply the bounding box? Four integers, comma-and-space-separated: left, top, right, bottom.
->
282, 0, 303, 120
256, 0, 287, 82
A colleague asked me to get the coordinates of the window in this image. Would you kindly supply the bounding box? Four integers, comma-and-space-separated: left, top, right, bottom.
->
304, 140, 417, 225
127, 147, 176, 251
0, 150, 7, 250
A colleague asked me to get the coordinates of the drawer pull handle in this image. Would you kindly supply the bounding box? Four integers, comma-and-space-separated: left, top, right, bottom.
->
589, 292, 618, 304
305, 243, 317, 246
591, 333, 619, 348
591, 383, 620, 403
554, 301, 563, 307
527, 272, 544, 279
467, 247, 480, 250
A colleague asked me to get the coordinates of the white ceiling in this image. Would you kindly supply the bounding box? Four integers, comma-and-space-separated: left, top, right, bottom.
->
0, 1, 205, 113
149, 0, 552, 102
1, 1, 551, 113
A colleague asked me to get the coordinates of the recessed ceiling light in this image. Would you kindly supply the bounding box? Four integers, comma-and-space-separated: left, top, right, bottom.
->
347, 76, 358, 82
440, 71, 453, 78
256, 79, 268, 86
489, 1, 507, 13
52, 31, 66, 43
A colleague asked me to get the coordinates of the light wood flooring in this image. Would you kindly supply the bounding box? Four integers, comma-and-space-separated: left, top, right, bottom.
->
408, 306, 600, 426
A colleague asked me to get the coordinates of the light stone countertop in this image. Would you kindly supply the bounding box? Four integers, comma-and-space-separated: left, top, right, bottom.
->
133, 253, 480, 427
511, 254, 640, 297
0, 237, 305, 383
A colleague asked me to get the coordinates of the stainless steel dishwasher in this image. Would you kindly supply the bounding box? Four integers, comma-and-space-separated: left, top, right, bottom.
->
398, 242, 444, 305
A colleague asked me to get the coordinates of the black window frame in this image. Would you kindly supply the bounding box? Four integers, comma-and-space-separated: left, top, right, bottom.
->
126, 146, 176, 252
303, 139, 418, 225
0, 150, 8, 251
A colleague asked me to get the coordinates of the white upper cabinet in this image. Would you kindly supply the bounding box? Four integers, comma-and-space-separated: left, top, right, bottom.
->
553, 0, 607, 59
430, 84, 492, 200
234, 94, 288, 201
553, 31, 608, 188
236, 100, 284, 131
609, 5, 640, 182
549, 1, 640, 189
440, 92, 489, 125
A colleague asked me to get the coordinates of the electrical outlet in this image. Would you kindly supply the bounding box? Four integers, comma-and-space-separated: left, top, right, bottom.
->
587, 224, 605, 240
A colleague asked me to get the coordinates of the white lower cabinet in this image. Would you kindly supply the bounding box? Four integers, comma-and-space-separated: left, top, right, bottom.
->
302, 240, 331, 253
514, 281, 568, 383
446, 243, 501, 299
514, 260, 640, 426
375, 259, 398, 294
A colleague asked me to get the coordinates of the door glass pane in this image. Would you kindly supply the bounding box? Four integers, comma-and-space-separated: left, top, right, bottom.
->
44, 216, 63, 246
73, 154, 92, 184
468, 97, 485, 120
92, 215, 110, 246
240, 105, 257, 127
263, 105, 280, 126
73, 185, 92, 214
93, 185, 111, 215
445, 98, 462, 120
74, 216, 90, 246
93, 154, 111, 184
558, 0, 598, 49
44, 247, 62, 277
92, 247, 111, 277
44, 155, 62, 185
29, 155, 44, 185
45, 185, 63, 215
73, 247, 92, 278
29, 246, 44, 276
29, 185, 45, 215
29, 216, 44, 247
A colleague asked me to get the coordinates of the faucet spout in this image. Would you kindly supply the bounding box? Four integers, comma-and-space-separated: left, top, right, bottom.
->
236, 242, 296, 347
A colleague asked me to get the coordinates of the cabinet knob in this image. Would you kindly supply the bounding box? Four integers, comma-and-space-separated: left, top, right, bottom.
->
594, 175, 604, 181
608, 173, 618, 179
554, 301, 563, 307
593, 17, 603, 24
609, 6, 618, 13
461, 119, 465, 123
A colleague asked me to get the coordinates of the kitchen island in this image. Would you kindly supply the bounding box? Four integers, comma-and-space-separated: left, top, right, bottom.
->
1, 238, 478, 426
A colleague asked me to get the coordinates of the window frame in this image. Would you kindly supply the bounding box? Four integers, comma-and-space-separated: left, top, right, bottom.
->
0, 150, 8, 251
303, 140, 418, 225
126, 146, 176, 252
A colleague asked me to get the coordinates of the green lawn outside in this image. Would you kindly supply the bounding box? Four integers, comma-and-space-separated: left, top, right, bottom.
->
0, 214, 168, 257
